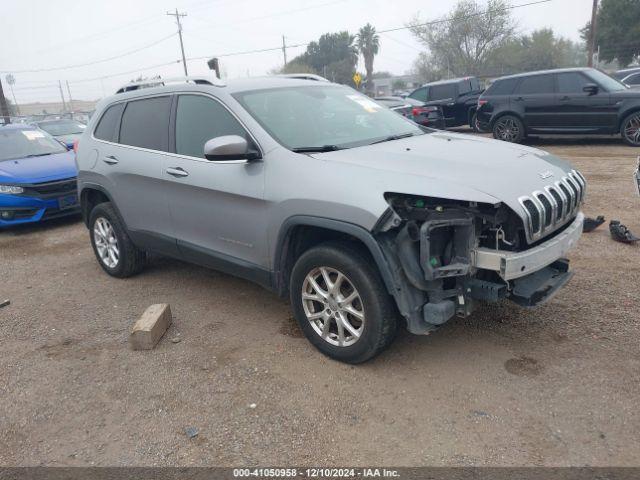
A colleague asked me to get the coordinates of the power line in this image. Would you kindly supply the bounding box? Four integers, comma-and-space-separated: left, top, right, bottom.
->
12, 0, 556, 96
0, 33, 176, 74
187, 43, 308, 61
379, 0, 554, 34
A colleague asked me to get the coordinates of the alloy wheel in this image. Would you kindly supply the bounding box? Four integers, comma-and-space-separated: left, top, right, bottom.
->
301, 266, 365, 347
93, 217, 120, 268
495, 117, 521, 142
623, 114, 640, 146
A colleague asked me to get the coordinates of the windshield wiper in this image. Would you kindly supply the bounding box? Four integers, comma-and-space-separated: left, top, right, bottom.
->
369, 132, 417, 145
24, 153, 53, 158
291, 145, 343, 153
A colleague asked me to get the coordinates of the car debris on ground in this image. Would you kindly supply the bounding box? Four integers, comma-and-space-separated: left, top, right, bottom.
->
583, 215, 605, 232
610, 220, 640, 244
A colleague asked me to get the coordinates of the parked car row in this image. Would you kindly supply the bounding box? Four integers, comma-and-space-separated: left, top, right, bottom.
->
401, 67, 640, 146
374, 96, 445, 129
476, 67, 640, 147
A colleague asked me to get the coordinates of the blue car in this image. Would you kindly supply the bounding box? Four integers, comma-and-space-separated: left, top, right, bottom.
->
0, 123, 79, 227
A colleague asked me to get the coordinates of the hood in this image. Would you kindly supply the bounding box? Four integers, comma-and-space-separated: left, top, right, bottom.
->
0, 150, 77, 184
312, 131, 575, 217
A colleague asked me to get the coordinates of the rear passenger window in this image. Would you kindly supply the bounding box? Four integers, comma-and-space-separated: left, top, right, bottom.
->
486, 78, 518, 96
429, 84, 457, 101
94, 103, 124, 142
557, 72, 591, 93
408, 87, 427, 102
175, 95, 248, 159
515, 75, 555, 94
626, 74, 640, 85
119, 96, 171, 151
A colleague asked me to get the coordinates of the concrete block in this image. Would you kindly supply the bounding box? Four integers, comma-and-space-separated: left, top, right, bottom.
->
130, 304, 172, 350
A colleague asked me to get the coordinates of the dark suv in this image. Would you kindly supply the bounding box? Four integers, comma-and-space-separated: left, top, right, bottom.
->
477, 67, 640, 146
408, 77, 484, 131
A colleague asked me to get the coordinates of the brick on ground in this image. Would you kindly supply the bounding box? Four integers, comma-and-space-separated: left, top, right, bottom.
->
129, 304, 172, 350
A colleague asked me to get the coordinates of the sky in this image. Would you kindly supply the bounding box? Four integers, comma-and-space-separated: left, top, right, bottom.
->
0, 0, 593, 104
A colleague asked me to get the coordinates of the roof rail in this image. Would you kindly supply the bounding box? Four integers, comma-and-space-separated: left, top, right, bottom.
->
115, 76, 226, 94
276, 73, 330, 82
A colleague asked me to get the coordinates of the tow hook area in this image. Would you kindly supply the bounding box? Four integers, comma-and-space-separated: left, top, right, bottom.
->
510, 259, 573, 307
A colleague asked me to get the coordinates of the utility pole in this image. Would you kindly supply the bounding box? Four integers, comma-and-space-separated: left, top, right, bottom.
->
58, 80, 67, 113
0, 78, 10, 124
5, 74, 20, 115
588, 0, 599, 67
282, 35, 287, 66
66, 81, 74, 113
167, 8, 188, 76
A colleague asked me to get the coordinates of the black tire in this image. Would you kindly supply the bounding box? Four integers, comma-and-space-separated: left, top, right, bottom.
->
89, 202, 145, 278
492, 114, 525, 143
470, 112, 481, 133
620, 111, 640, 147
289, 241, 398, 364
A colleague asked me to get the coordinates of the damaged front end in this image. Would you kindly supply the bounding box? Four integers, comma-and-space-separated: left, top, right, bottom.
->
374, 193, 582, 335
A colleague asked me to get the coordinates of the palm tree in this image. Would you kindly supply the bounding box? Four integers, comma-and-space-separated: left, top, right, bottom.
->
357, 24, 380, 93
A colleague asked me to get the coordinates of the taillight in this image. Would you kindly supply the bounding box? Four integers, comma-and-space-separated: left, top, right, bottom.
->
478, 99, 488, 107
412, 106, 437, 116
73, 140, 79, 153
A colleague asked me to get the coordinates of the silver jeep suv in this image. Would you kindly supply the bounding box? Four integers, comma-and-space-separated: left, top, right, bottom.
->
77, 76, 585, 363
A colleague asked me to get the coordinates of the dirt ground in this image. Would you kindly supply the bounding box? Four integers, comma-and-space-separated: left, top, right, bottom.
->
1, 134, 639, 467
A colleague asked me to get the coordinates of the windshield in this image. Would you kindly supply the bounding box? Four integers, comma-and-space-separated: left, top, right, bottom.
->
0, 128, 67, 161
586, 69, 628, 92
36, 120, 86, 136
233, 85, 424, 150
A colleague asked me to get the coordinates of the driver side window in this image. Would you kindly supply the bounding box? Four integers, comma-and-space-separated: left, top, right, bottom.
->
175, 95, 248, 159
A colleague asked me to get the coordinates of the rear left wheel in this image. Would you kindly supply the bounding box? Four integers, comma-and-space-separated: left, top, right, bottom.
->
621, 112, 640, 147
89, 202, 146, 278
493, 115, 524, 143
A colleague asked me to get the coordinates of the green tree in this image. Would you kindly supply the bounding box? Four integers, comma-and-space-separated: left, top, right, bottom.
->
408, 0, 515, 77
582, 0, 640, 67
285, 31, 358, 84
489, 29, 587, 74
356, 23, 380, 93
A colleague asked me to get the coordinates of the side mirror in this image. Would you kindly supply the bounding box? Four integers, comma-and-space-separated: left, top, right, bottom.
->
203, 135, 261, 162
583, 83, 599, 95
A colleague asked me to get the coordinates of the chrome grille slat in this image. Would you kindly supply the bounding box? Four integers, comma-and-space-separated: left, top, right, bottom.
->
519, 171, 587, 243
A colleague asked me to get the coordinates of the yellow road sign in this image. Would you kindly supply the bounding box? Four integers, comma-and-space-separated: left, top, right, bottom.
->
353, 73, 362, 88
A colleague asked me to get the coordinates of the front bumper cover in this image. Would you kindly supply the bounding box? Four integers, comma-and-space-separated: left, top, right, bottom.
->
472, 212, 583, 281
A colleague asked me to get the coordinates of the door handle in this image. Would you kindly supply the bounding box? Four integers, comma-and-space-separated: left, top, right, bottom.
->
102, 155, 119, 165
560, 95, 571, 101
514, 96, 525, 102
166, 167, 189, 178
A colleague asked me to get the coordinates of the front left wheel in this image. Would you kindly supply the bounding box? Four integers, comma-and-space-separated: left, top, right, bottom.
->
289, 242, 398, 364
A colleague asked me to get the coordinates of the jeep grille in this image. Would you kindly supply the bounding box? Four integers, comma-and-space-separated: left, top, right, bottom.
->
518, 169, 586, 243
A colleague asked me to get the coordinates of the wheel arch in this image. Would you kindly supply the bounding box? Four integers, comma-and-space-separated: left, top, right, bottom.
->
80, 183, 124, 228
490, 110, 524, 129
618, 107, 640, 130
273, 216, 398, 299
